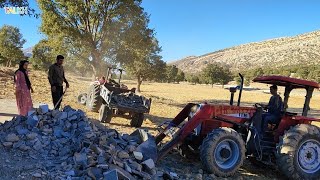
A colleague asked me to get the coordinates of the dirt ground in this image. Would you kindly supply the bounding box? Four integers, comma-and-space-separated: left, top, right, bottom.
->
1, 67, 319, 179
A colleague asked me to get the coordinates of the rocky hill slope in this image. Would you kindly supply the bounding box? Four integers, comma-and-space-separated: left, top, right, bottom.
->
171, 30, 320, 74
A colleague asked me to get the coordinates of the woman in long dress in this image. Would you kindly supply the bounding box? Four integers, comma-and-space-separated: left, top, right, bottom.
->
14, 60, 34, 116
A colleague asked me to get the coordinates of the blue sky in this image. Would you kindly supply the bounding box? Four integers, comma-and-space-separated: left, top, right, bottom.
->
1, 0, 320, 62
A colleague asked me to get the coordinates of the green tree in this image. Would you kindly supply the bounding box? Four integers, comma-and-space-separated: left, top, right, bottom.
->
296, 67, 309, 79
253, 68, 264, 77
307, 68, 320, 82
244, 78, 251, 86
38, 0, 148, 76
175, 69, 185, 83
202, 63, 233, 87
187, 74, 200, 85
29, 39, 55, 70
234, 76, 241, 86
166, 65, 178, 83
0, 25, 26, 67
114, 10, 165, 92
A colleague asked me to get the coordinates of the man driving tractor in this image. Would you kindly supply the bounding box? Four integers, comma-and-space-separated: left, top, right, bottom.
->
260, 85, 283, 133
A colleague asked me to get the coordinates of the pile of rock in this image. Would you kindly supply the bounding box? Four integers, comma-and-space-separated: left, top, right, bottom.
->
111, 92, 150, 112
0, 105, 161, 179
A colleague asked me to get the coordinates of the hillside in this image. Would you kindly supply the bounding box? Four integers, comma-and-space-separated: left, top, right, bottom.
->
171, 30, 320, 74
23, 46, 33, 58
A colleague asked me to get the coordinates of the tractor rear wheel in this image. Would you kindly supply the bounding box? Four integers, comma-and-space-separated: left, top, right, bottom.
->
200, 127, 245, 177
99, 104, 112, 123
130, 113, 144, 127
86, 84, 102, 112
276, 124, 320, 180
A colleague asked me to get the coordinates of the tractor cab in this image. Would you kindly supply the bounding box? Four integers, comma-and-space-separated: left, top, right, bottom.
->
253, 75, 320, 117
251, 76, 320, 139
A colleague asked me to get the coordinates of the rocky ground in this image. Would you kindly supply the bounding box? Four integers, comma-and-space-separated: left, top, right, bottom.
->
0, 105, 286, 180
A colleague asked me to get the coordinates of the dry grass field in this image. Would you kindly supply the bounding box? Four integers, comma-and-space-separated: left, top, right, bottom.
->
1, 67, 319, 179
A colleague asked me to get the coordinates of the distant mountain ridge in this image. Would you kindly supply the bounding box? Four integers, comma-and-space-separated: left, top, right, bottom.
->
171, 30, 320, 74
23, 46, 33, 58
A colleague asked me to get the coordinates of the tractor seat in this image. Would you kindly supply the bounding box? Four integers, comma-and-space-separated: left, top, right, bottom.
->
267, 112, 297, 131
265, 113, 283, 132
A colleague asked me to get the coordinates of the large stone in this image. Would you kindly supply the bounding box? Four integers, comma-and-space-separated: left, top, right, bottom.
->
33, 140, 42, 151
142, 159, 155, 170
39, 104, 49, 114
3, 142, 13, 147
51, 110, 61, 118
13, 141, 24, 149
194, 173, 202, 180
42, 128, 53, 134
53, 127, 63, 138
103, 169, 130, 180
97, 164, 109, 170
117, 151, 130, 159
91, 145, 104, 155
68, 115, 78, 121
27, 132, 38, 140
19, 144, 31, 151
128, 161, 142, 172
136, 136, 158, 162
15, 125, 29, 135
169, 172, 179, 179
126, 145, 136, 153
27, 110, 36, 116
59, 112, 68, 120
129, 129, 149, 144
87, 167, 103, 180
124, 163, 132, 173
65, 170, 75, 176
133, 151, 143, 161
74, 152, 88, 166
6, 133, 19, 142
32, 173, 42, 178
26, 115, 39, 127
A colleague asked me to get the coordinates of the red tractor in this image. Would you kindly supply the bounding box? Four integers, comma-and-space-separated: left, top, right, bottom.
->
147, 74, 320, 179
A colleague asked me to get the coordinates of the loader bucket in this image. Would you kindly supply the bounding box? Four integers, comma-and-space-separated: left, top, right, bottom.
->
128, 129, 158, 162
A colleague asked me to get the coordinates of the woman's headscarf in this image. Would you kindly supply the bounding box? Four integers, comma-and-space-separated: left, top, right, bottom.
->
14, 60, 32, 90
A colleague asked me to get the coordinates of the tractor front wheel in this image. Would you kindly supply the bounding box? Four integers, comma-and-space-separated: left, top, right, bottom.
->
99, 104, 112, 123
130, 113, 144, 127
276, 124, 320, 179
200, 127, 245, 177
77, 93, 87, 105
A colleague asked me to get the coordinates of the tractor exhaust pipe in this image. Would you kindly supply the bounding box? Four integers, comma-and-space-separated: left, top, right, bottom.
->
237, 73, 244, 106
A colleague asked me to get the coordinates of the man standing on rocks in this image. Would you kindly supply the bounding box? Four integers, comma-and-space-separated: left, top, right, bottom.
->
48, 55, 70, 109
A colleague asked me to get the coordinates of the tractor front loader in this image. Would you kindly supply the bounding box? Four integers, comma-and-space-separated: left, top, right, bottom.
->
138, 74, 320, 179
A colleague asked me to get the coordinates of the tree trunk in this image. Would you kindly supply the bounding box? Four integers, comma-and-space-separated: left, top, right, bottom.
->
136, 75, 142, 93
90, 50, 103, 77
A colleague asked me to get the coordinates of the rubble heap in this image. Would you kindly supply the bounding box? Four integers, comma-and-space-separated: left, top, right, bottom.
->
0, 105, 160, 179
111, 92, 149, 111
